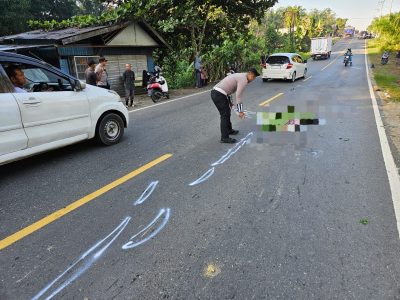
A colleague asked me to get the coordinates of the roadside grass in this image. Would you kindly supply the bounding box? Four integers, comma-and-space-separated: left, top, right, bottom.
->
367, 39, 400, 102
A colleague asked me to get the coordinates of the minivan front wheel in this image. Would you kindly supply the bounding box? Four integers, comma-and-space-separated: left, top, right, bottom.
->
96, 113, 124, 146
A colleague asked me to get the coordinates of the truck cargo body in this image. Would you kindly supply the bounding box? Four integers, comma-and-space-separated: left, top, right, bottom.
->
311, 37, 332, 60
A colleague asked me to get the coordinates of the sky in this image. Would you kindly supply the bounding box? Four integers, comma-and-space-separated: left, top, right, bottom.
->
274, 0, 400, 30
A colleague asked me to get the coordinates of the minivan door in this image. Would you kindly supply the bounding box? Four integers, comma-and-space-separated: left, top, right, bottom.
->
0, 65, 28, 156
3, 62, 91, 148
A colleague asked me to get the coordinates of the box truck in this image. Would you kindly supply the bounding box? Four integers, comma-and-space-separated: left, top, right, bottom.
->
311, 37, 332, 60
344, 26, 355, 38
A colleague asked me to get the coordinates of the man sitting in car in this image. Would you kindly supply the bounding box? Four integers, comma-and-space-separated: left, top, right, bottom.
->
6, 66, 28, 93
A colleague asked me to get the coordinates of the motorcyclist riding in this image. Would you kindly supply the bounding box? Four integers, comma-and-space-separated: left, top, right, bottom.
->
345, 48, 353, 64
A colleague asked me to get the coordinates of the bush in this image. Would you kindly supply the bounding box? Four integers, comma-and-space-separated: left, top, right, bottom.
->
161, 59, 195, 89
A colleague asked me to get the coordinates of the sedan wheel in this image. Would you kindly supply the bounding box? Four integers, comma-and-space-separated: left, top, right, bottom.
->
291, 72, 296, 82
303, 68, 307, 78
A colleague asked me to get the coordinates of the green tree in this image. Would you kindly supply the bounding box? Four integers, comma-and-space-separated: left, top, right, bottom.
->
284, 6, 302, 51
0, 0, 31, 36
0, 0, 80, 36
29, 0, 78, 21
335, 18, 348, 36
369, 12, 400, 50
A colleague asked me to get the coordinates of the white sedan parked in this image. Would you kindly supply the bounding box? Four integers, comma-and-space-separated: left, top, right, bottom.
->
262, 53, 308, 82
0, 52, 129, 165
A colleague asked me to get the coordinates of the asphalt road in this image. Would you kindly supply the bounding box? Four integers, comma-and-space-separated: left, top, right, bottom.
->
1, 39, 400, 300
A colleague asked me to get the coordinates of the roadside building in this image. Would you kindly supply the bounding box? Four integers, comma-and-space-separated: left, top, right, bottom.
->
0, 21, 169, 95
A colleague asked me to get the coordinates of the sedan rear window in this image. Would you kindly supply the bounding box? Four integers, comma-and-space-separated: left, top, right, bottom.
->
266, 56, 290, 65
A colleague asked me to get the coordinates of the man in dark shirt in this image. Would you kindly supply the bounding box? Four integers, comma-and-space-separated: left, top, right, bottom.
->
84, 60, 97, 86
123, 64, 135, 107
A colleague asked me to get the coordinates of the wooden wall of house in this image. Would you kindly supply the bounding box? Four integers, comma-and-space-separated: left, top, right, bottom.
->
58, 47, 155, 96
107, 54, 148, 96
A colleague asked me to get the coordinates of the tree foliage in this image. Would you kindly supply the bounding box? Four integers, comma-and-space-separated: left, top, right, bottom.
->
368, 13, 400, 50
0, 0, 82, 36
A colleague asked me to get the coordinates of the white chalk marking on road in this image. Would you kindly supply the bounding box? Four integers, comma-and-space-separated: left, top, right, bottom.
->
32, 217, 131, 300
189, 132, 253, 186
211, 132, 254, 166
134, 181, 159, 206
122, 208, 170, 250
364, 39, 400, 237
189, 167, 215, 186
303, 76, 312, 82
129, 89, 212, 113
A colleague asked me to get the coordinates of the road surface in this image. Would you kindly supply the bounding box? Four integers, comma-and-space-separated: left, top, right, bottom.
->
1, 39, 400, 299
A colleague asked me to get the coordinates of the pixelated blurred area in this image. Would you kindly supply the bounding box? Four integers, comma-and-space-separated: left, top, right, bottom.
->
256, 106, 325, 132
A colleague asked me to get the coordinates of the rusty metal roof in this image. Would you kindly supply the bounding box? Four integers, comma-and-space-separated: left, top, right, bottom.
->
0, 22, 168, 47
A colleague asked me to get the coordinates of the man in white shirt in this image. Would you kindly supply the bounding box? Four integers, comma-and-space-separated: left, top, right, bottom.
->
211, 68, 259, 143
6, 66, 28, 93
95, 57, 110, 89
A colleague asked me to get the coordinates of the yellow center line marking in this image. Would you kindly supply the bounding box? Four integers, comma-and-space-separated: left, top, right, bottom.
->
321, 40, 353, 71
0, 153, 173, 251
259, 92, 284, 107
303, 75, 312, 82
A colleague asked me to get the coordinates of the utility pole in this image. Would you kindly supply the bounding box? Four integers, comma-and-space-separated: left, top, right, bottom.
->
389, 0, 394, 14
379, 0, 386, 16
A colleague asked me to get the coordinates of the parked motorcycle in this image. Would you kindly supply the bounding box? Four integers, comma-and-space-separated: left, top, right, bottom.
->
381, 51, 389, 65
146, 70, 169, 103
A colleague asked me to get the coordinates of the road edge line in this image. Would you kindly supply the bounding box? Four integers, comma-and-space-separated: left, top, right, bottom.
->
129, 89, 212, 113
364, 39, 400, 237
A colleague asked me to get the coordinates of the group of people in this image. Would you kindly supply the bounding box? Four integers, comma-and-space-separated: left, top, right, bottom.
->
84, 57, 136, 107
84, 55, 260, 144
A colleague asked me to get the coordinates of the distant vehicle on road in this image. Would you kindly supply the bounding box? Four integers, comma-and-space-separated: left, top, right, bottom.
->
0, 52, 129, 166
311, 37, 332, 60
261, 53, 307, 83
344, 26, 356, 38
358, 31, 373, 39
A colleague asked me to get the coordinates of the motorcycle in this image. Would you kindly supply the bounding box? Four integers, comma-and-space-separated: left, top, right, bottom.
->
381, 51, 389, 65
146, 71, 169, 103
343, 54, 352, 67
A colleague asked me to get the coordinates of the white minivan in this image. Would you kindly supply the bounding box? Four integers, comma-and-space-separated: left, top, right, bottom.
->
262, 53, 308, 82
0, 52, 129, 165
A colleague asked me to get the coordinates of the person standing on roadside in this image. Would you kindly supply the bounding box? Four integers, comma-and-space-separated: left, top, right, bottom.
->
84, 60, 97, 86
211, 68, 259, 144
123, 63, 135, 107
95, 57, 110, 89
195, 55, 202, 88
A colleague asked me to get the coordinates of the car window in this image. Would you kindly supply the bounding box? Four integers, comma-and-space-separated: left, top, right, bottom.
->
296, 56, 303, 63
2, 62, 73, 93
291, 56, 298, 63
0, 65, 14, 93
266, 56, 290, 65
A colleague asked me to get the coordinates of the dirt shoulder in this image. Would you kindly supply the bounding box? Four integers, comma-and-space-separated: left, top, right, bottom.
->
122, 85, 212, 111
367, 40, 400, 167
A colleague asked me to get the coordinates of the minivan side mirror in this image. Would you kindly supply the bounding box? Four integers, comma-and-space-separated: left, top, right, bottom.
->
73, 79, 86, 91
304, 59, 308, 63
